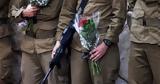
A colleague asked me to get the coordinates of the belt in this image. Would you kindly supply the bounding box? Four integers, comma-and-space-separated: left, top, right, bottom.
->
144, 18, 160, 28
26, 29, 56, 39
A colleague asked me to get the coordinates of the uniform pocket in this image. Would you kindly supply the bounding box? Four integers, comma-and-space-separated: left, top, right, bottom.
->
34, 37, 56, 53
132, 8, 144, 26
131, 8, 147, 41
34, 21, 57, 30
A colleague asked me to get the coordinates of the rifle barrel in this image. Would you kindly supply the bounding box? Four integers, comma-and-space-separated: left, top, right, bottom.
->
40, 65, 55, 84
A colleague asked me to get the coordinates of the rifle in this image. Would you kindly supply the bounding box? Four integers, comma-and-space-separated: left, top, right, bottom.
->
40, 0, 88, 84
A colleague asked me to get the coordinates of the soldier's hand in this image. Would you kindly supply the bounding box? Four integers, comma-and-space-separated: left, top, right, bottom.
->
51, 41, 60, 58
90, 42, 108, 61
22, 4, 39, 17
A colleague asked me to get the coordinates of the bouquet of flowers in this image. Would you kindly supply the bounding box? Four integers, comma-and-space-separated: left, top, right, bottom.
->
17, 0, 49, 33
28, 0, 49, 29
29, 0, 49, 6
73, 12, 102, 75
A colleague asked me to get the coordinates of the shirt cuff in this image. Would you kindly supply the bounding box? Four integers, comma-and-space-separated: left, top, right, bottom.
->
11, 6, 24, 18
55, 31, 63, 41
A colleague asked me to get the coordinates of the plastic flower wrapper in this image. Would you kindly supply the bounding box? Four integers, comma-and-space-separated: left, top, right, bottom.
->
17, 20, 28, 34
73, 12, 102, 75
29, 0, 49, 6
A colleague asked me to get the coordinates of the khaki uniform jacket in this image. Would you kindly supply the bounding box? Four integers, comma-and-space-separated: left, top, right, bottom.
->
56, 0, 127, 51
10, 0, 63, 54
0, 0, 12, 38
131, 0, 160, 45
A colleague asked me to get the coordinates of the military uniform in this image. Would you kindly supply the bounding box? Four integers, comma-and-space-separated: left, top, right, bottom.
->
129, 0, 160, 84
0, 0, 21, 84
10, 0, 67, 84
56, 0, 126, 84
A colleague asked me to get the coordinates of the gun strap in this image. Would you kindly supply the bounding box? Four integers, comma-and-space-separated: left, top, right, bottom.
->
60, 0, 89, 47
77, 0, 89, 14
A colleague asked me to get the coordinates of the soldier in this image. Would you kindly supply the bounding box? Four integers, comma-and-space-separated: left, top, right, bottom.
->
0, 0, 21, 84
53, 0, 127, 84
128, 0, 160, 84
9, 0, 69, 84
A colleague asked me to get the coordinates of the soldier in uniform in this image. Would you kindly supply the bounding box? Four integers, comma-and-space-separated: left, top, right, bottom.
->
0, 0, 21, 84
9, 0, 69, 84
129, 0, 160, 84
53, 0, 126, 84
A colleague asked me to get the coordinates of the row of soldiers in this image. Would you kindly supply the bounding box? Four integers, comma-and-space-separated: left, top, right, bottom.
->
0, 0, 159, 84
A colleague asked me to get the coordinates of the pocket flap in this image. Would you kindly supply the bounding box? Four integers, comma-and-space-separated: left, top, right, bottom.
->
132, 9, 144, 19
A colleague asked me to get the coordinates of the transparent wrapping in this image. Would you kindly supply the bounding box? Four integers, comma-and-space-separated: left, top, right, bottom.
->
29, 0, 49, 6
17, 20, 28, 34
74, 12, 100, 50
73, 12, 102, 75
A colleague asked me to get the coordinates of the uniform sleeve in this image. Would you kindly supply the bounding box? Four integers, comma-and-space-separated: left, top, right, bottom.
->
105, 0, 127, 43
55, 0, 78, 41
10, 6, 24, 18
8, 0, 27, 22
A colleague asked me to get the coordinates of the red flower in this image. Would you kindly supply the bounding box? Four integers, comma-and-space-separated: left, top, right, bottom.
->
79, 18, 88, 27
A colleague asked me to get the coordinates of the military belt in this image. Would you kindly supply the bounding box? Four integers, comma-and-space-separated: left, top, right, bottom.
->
144, 18, 160, 28
26, 29, 55, 39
